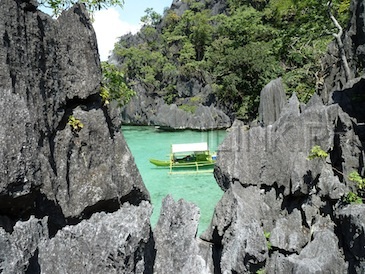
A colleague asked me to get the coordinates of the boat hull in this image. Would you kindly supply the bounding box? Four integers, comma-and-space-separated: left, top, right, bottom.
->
149, 158, 215, 168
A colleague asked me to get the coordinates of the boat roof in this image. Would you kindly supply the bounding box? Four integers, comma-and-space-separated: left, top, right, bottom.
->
171, 142, 208, 153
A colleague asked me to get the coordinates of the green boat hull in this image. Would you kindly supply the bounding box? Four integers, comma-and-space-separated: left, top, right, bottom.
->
149, 158, 215, 168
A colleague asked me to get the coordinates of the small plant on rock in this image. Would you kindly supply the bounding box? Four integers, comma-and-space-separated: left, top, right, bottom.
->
100, 86, 110, 106
68, 115, 83, 132
264, 231, 272, 251
348, 171, 365, 190
307, 145, 328, 160
346, 171, 365, 204
308, 145, 365, 204
345, 191, 363, 204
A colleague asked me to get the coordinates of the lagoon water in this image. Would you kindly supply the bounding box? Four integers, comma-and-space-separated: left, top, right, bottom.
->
122, 126, 227, 234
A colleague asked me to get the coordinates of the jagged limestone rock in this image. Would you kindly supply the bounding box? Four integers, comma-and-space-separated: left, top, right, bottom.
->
215, 93, 362, 194
0, 0, 149, 227
209, 91, 362, 272
0, 1, 151, 272
153, 195, 208, 274
330, 77, 365, 148
335, 204, 365, 273
201, 184, 271, 273
270, 209, 310, 253
149, 103, 231, 130
0, 216, 48, 274
258, 78, 287, 126
39, 202, 152, 274
268, 218, 348, 273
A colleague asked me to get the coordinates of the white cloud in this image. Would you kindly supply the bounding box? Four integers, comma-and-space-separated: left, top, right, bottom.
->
93, 8, 140, 61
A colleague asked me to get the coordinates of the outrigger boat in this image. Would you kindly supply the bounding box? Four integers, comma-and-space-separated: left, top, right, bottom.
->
149, 142, 216, 174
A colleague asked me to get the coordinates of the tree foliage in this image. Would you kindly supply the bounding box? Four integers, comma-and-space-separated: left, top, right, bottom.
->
101, 62, 135, 107
38, 0, 123, 16
112, 0, 351, 120
141, 8, 162, 26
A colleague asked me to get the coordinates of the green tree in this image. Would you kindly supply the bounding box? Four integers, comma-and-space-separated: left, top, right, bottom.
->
189, 10, 213, 61
202, 7, 281, 119
265, 0, 351, 101
101, 62, 135, 107
38, 0, 124, 16
112, 0, 351, 120
141, 8, 162, 26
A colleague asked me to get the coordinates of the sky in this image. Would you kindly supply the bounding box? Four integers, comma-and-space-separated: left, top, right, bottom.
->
93, 0, 173, 61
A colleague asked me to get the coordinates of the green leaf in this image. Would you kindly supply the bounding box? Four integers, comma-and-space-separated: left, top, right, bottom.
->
68, 115, 83, 132
345, 192, 363, 204
307, 145, 328, 160
348, 171, 365, 190
39, 0, 124, 16
101, 62, 136, 107
349, 171, 363, 184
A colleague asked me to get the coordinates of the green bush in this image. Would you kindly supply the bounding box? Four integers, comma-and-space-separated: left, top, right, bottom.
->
178, 104, 197, 114
307, 145, 328, 160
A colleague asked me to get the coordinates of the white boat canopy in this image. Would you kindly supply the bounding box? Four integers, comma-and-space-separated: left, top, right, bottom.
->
171, 142, 208, 153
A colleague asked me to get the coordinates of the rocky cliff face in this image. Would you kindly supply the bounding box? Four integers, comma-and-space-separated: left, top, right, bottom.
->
110, 0, 232, 130
0, 1, 151, 272
118, 67, 232, 131
204, 92, 362, 273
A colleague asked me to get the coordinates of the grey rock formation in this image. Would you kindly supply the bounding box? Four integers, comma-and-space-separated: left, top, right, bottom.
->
168, 0, 227, 18
331, 77, 365, 123
206, 88, 364, 272
153, 195, 208, 274
268, 218, 347, 273
38, 202, 152, 274
0, 216, 48, 273
0, 0, 149, 225
169, 0, 190, 19
121, 83, 231, 130
269, 209, 309, 253
215, 93, 362, 193
150, 104, 231, 130
0, 1, 150, 273
201, 184, 269, 273
258, 78, 287, 126
335, 204, 365, 273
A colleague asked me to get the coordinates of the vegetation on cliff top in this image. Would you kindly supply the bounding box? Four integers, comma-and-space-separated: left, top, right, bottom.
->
113, 0, 350, 121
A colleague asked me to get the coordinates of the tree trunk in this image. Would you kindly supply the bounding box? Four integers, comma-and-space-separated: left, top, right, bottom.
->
327, 1, 352, 82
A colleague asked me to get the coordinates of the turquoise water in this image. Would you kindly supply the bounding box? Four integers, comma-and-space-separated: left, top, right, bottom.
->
122, 126, 226, 234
